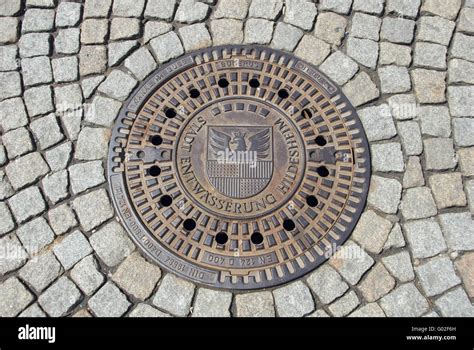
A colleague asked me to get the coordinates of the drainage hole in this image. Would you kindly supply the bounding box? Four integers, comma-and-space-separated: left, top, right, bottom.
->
159, 195, 173, 207
183, 218, 196, 231
215, 232, 228, 245
249, 78, 260, 88
250, 232, 264, 245
148, 165, 161, 177
218, 78, 229, 88
189, 88, 200, 98
306, 195, 318, 207
165, 108, 176, 118
317, 166, 329, 177
150, 135, 163, 146
315, 135, 327, 146
301, 108, 312, 119
283, 219, 296, 231
137, 151, 145, 159
278, 89, 289, 99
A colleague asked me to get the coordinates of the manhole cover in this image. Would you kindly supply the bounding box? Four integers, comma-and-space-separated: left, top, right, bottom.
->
107, 45, 371, 290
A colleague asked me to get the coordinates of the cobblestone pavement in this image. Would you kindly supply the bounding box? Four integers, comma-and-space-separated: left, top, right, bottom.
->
0, 0, 473, 318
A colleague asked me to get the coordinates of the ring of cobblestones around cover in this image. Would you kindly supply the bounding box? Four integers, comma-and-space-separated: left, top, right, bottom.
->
0, 0, 473, 318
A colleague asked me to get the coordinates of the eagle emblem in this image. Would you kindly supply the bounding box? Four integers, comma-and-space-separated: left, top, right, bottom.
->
206, 126, 273, 198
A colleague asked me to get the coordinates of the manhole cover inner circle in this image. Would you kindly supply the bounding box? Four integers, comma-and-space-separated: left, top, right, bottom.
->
107, 45, 371, 290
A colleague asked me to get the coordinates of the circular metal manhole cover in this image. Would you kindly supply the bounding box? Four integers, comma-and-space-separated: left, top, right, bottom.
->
107, 45, 371, 290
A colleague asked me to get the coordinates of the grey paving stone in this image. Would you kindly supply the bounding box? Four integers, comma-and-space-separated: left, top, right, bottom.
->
283, 0, 317, 30
26, 0, 56, 7
389, 95, 417, 120
248, 0, 282, 20
5, 152, 49, 190
0, 72, 22, 100
244, 18, 274, 45
30, 113, 64, 150
294, 35, 330, 66
382, 251, 414, 282
0, 0, 22, 16
152, 274, 195, 317
8, 186, 46, 224
419, 106, 451, 138
113, 0, 146, 17
128, 304, 171, 317
54, 84, 83, 112
451, 33, 474, 62
319, 0, 353, 14
453, 118, 474, 147
19, 252, 61, 292
465, 180, 474, 214
414, 42, 447, 69
307, 309, 330, 317
379, 283, 429, 317
438, 212, 474, 251
421, 0, 462, 20
455, 253, 474, 297
22, 9, 55, 33
429, 173, 466, 209
19, 33, 51, 58
458, 8, 474, 34
84, 0, 112, 18
384, 223, 406, 250
2, 127, 33, 159
70, 255, 104, 296
458, 148, 474, 176
38, 277, 82, 317
416, 256, 461, 297
0, 97, 28, 132
0, 234, 27, 274
423, 138, 457, 170
0, 146, 6, 167
81, 75, 105, 99
0, 277, 34, 317
417, 16, 455, 46
192, 288, 232, 317
19, 303, 46, 318
352, 210, 393, 253
42, 170, 68, 204
48, 203, 77, 235
73, 189, 114, 232
210, 19, 244, 45
0, 45, 19, 71
89, 220, 133, 267
75, 127, 110, 161
53, 230, 92, 270
150, 32, 184, 64
69, 161, 105, 195
381, 17, 415, 44
108, 40, 139, 67
358, 263, 395, 302
45, 142, 72, 172
21, 56, 53, 87
402, 158, 424, 188
144, 0, 176, 20
110, 17, 140, 41
89, 282, 131, 317
328, 291, 359, 317
112, 252, 162, 300
270, 22, 303, 51
400, 187, 437, 221
0, 199, 15, 235
0, 169, 14, 199
320, 51, 358, 86
52, 56, 78, 83
371, 143, 404, 172
56, 1, 82, 27
234, 291, 275, 317
24, 85, 54, 119
367, 175, 402, 214
397, 121, 422, 156
175, 0, 209, 23
435, 287, 474, 317
343, 72, 380, 107
314, 12, 347, 46
449, 59, 474, 85
448, 86, 474, 118
403, 218, 446, 258
143, 21, 173, 43
350, 12, 381, 41
98, 70, 137, 102
85, 95, 122, 128
124, 47, 157, 80
349, 303, 386, 317
386, 0, 420, 17
214, 0, 249, 19
378, 66, 411, 94
17, 217, 55, 255
273, 281, 315, 317
0, 17, 18, 44
55, 28, 80, 54
79, 45, 107, 76
329, 241, 374, 285
306, 264, 348, 304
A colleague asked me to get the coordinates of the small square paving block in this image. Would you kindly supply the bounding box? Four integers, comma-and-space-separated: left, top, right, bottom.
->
423, 138, 457, 170
429, 173, 466, 209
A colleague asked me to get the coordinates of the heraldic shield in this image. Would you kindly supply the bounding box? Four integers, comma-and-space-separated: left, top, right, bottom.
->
206, 126, 274, 199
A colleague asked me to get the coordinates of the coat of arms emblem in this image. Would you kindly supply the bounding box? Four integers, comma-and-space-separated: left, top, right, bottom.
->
206, 126, 273, 199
